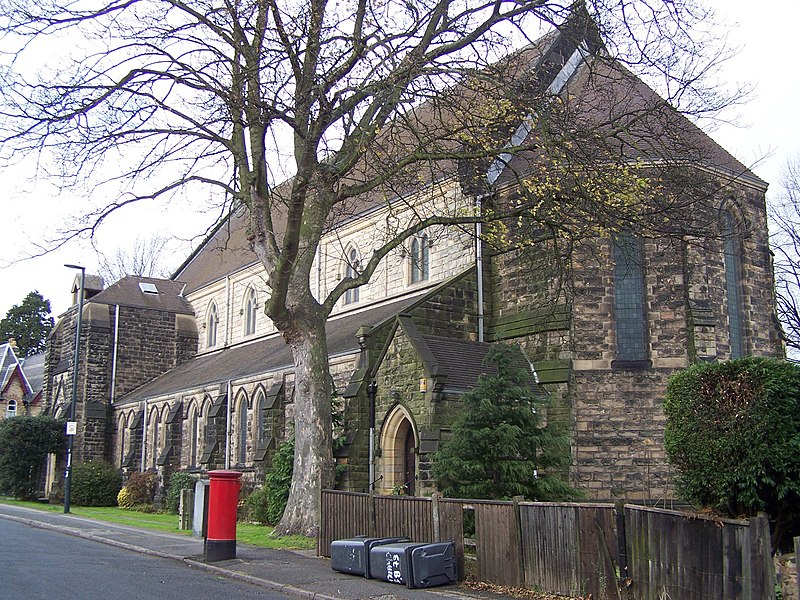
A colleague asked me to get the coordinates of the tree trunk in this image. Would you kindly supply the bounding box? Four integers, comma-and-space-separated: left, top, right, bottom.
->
272, 313, 334, 537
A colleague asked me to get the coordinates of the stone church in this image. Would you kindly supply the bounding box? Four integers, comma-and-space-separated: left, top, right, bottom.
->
42, 15, 783, 503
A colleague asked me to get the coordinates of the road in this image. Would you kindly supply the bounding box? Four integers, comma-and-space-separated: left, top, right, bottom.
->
0, 519, 295, 600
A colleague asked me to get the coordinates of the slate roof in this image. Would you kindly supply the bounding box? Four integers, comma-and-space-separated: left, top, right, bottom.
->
0, 344, 42, 400
0, 343, 18, 389
19, 353, 45, 397
171, 30, 560, 294
88, 276, 194, 315
116, 292, 429, 404
419, 335, 497, 391
398, 329, 546, 397
173, 13, 762, 298
495, 58, 765, 191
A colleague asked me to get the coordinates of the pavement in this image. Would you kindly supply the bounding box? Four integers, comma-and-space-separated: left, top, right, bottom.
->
0, 503, 515, 600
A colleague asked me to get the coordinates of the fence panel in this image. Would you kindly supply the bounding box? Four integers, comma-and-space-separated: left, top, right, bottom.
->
438, 499, 466, 580
519, 503, 618, 599
374, 495, 434, 541
625, 505, 773, 600
475, 502, 522, 587
318, 491, 774, 600
318, 490, 371, 556
576, 504, 619, 599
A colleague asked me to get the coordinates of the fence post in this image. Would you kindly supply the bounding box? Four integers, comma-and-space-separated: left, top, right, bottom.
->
615, 500, 631, 594
432, 492, 442, 542
179, 487, 194, 530
368, 490, 376, 538
749, 512, 775, 600
795, 536, 799, 600
512, 495, 525, 588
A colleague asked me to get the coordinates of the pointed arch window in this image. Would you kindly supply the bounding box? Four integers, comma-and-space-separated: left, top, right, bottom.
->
612, 232, 649, 366
254, 389, 266, 449
410, 234, 430, 284
207, 302, 218, 348
244, 288, 258, 336
118, 414, 127, 468
344, 247, 360, 305
723, 211, 745, 358
150, 410, 160, 469
189, 405, 199, 468
237, 397, 248, 465
6, 399, 17, 418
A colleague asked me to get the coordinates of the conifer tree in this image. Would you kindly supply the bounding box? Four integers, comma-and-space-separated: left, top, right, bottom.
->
0, 291, 54, 356
433, 344, 576, 501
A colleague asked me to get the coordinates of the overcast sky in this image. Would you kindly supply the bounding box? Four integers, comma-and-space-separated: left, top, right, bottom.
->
0, 0, 797, 323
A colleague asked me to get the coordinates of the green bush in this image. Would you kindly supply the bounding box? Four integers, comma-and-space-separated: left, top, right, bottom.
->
124, 470, 158, 506
117, 486, 134, 509
266, 437, 294, 525
664, 356, 800, 549
242, 485, 271, 524
164, 472, 197, 514
433, 344, 578, 501
0, 415, 65, 499
71, 460, 122, 506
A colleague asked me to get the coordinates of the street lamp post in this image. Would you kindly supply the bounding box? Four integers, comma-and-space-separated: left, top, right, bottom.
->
63, 264, 85, 514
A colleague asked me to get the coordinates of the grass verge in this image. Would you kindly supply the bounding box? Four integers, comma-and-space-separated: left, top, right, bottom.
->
0, 497, 314, 550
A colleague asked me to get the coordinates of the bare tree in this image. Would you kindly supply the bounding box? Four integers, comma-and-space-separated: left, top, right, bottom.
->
94, 235, 172, 284
770, 156, 800, 356
0, 0, 739, 535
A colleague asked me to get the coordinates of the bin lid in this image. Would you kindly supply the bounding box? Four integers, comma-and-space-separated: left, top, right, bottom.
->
207, 469, 243, 480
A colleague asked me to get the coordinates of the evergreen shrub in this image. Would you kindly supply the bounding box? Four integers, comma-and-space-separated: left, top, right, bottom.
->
242, 485, 271, 524
433, 344, 578, 501
266, 437, 294, 525
164, 472, 197, 514
664, 356, 800, 549
71, 460, 122, 506
124, 471, 158, 506
0, 415, 64, 499
117, 486, 134, 509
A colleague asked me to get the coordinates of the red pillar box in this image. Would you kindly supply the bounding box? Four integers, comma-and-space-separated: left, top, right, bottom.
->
204, 470, 242, 562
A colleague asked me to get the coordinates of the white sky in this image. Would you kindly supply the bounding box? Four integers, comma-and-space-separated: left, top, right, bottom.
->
0, 0, 797, 321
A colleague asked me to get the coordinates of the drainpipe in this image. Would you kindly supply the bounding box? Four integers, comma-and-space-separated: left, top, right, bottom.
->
110, 304, 120, 404
366, 380, 378, 491
224, 380, 232, 469
476, 195, 486, 342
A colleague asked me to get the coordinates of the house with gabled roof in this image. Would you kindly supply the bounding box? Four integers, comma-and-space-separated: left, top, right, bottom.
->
43, 7, 782, 503
1, 341, 44, 419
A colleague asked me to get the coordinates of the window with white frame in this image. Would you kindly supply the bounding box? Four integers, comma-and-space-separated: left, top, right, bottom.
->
6, 399, 17, 418
244, 287, 258, 336
344, 247, 360, 305
207, 301, 218, 348
410, 233, 430, 284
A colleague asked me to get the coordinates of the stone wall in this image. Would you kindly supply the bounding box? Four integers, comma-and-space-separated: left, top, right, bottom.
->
43, 299, 199, 484
485, 183, 783, 501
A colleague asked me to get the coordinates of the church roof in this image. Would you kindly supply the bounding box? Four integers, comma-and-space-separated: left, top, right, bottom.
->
172, 16, 763, 300
116, 292, 427, 404
88, 276, 194, 315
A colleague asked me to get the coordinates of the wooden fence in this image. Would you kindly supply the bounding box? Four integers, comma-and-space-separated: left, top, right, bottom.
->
318, 490, 776, 600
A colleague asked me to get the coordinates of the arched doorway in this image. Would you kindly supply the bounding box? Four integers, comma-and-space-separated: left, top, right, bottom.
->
378, 405, 417, 495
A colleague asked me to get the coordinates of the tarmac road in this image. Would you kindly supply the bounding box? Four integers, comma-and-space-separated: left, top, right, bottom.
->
1, 518, 294, 600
